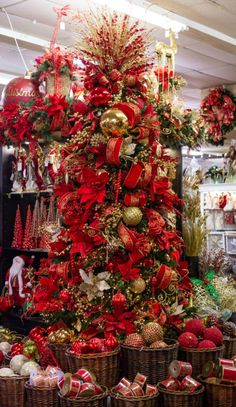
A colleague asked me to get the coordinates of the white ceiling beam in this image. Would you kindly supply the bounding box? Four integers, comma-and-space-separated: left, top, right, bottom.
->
0, 26, 50, 48
0, 72, 16, 84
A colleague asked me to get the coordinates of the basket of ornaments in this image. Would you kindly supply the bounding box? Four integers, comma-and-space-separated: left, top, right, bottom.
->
65, 334, 120, 388
47, 325, 75, 372
158, 360, 204, 407
110, 372, 159, 407
178, 318, 224, 377
0, 354, 40, 407
0, 328, 24, 366
25, 365, 63, 407
121, 322, 178, 383
58, 367, 108, 407
199, 356, 236, 407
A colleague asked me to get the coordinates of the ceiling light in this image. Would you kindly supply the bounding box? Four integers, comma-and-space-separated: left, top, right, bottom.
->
32, 19, 37, 24
93, 0, 187, 33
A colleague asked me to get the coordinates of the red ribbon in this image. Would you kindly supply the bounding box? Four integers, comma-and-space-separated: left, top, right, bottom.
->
106, 138, 123, 166
124, 163, 143, 189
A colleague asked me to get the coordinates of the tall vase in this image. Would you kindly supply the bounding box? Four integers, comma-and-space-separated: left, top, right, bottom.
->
185, 255, 199, 278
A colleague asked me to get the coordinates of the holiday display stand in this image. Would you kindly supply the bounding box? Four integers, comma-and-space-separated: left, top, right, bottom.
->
25, 381, 59, 407
199, 376, 236, 407
58, 386, 108, 407
47, 342, 69, 372
65, 347, 120, 388
158, 384, 204, 407
179, 345, 224, 377
223, 337, 236, 359
0, 375, 27, 407
121, 339, 178, 384
110, 388, 159, 407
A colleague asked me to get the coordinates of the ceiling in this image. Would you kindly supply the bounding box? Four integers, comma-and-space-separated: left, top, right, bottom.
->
0, 0, 236, 108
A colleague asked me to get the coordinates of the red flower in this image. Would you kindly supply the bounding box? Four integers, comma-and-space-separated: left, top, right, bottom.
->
118, 260, 141, 281
77, 168, 109, 208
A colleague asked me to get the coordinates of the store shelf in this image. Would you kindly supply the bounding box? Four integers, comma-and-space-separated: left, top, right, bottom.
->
4, 247, 48, 253
199, 183, 236, 192
3, 189, 53, 198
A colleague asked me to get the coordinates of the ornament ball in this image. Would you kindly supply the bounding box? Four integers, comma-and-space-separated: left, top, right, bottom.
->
100, 108, 129, 136
123, 207, 143, 226
130, 278, 146, 294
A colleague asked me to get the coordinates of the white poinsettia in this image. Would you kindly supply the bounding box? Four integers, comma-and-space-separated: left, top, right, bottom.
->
79, 269, 111, 301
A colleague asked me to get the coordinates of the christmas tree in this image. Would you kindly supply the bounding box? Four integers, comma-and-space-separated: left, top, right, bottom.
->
31, 12, 192, 338
11, 204, 23, 248
23, 204, 33, 249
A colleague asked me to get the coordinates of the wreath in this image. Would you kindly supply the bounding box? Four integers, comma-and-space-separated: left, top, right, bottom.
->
201, 87, 236, 145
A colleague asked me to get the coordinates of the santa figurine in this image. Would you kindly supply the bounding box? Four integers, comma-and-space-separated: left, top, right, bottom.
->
4, 255, 35, 307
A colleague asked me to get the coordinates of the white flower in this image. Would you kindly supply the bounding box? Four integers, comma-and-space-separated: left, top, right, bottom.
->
79, 269, 111, 301
121, 137, 136, 156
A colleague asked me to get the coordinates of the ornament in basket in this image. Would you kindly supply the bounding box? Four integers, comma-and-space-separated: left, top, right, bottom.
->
222, 320, 236, 359
58, 367, 108, 407
66, 335, 120, 388
121, 322, 178, 383
47, 327, 75, 372
178, 318, 225, 377
110, 372, 159, 407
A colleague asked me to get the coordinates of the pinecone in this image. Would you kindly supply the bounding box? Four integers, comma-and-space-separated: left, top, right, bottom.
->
222, 321, 236, 337
206, 315, 219, 327
141, 322, 163, 345
124, 333, 145, 348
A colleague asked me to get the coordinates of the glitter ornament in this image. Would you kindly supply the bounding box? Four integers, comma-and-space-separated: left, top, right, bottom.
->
20, 361, 40, 376
130, 278, 146, 294
203, 327, 224, 346
178, 332, 198, 348
100, 108, 129, 136
149, 340, 167, 348
0, 367, 15, 377
10, 355, 28, 374
222, 321, 236, 337
0, 342, 11, 354
141, 322, 163, 345
198, 340, 216, 349
184, 319, 205, 337
124, 333, 145, 348
123, 207, 143, 226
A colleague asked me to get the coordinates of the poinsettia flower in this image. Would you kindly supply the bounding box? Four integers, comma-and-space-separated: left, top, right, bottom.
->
118, 260, 141, 281
77, 168, 109, 208
79, 269, 111, 301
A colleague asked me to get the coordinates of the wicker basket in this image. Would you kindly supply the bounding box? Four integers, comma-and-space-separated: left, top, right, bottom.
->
158, 383, 204, 407
179, 345, 224, 377
121, 339, 178, 384
199, 376, 236, 407
47, 342, 70, 372
223, 337, 236, 359
0, 376, 27, 407
58, 386, 108, 407
46, 73, 71, 96
110, 388, 159, 407
25, 381, 58, 407
65, 347, 120, 388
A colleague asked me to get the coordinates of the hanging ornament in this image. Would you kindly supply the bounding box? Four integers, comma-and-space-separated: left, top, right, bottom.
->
100, 108, 129, 136
130, 278, 146, 294
1, 76, 40, 107
123, 207, 143, 226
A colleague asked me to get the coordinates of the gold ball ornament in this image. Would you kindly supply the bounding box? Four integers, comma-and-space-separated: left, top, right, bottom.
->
100, 108, 129, 136
149, 340, 167, 349
123, 207, 143, 226
130, 278, 146, 294
141, 322, 164, 345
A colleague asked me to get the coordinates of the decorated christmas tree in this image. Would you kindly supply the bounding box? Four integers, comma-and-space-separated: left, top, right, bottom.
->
11, 204, 23, 248
30, 11, 192, 339
22, 204, 34, 250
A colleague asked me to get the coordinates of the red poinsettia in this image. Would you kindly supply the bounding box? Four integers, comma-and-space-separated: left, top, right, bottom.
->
118, 260, 141, 281
77, 168, 109, 208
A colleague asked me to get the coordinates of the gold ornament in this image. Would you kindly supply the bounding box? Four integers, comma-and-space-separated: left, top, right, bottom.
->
48, 328, 75, 344
141, 322, 164, 345
130, 278, 146, 294
123, 207, 143, 226
75, 319, 82, 332
100, 108, 129, 136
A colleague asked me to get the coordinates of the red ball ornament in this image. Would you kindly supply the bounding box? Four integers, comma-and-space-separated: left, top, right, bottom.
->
112, 291, 126, 309
203, 327, 224, 346
0, 350, 4, 364
89, 87, 111, 107
59, 289, 71, 304
178, 332, 199, 348
184, 319, 205, 338
11, 342, 24, 356
71, 341, 89, 355
104, 334, 119, 351
198, 340, 216, 349
29, 327, 46, 339
1, 76, 40, 107
88, 338, 105, 353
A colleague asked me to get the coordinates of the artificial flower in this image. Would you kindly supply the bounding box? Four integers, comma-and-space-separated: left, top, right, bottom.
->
79, 269, 111, 301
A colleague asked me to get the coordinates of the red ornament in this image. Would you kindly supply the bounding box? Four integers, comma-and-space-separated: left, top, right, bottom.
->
59, 289, 71, 303
110, 69, 121, 81
184, 319, 205, 338
203, 327, 224, 346
0, 295, 14, 312
112, 291, 126, 310
198, 340, 216, 349
71, 341, 90, 355
1, 76, 40, 107
178, 332, 199, 348
11, 342, 24, 356
88, 338, 104, 353
89, 87, 111, 106
0, 350, 4, 364
104, 334, 119, 351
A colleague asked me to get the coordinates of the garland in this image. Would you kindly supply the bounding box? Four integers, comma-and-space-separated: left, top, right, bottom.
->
201, 87, 236, 145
